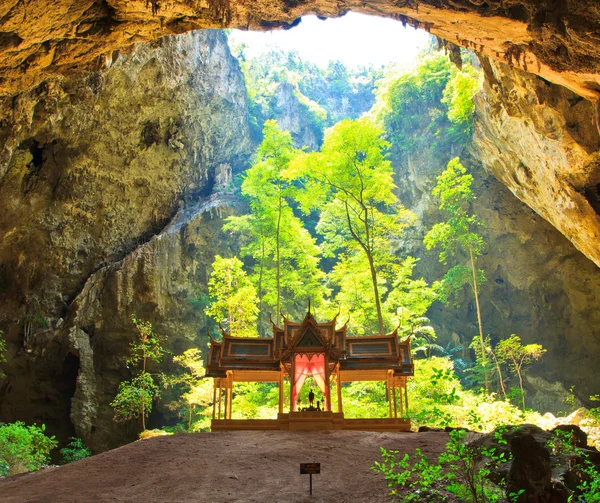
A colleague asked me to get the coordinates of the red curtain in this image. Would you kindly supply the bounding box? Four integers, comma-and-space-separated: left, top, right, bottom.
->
292, 353, 328, 411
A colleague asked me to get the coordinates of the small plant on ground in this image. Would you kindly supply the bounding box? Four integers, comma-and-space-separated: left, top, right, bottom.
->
372, 429, 511, 502
546, 429, 600, 503
0, 422, 58, 477
111, 315, 169, 431
60, 437, 91, 464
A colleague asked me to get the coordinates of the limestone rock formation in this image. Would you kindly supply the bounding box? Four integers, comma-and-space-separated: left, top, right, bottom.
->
272, 81, 322, 150
0, 30, 252, 449
66, 194, 240, 451
1, 1, 599, 101
474, 57, 600, 269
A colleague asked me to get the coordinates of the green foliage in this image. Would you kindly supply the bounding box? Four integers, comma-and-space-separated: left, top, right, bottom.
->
372, 429, 508, 502
425, 157, 490, 390
226, 121, 327, 329
408, 357, 540, 431
442, 66, 481, 139
468, 335, 499, 391
205, 255, 259, 337
111, 372, 159, 423
342, 381, 389, 419
0, 422, 57, 477
60, 437, 91, 464
236, 47, 382, 143
128, 315, 169, 368
377, 54, 480, 161
547, 429, 600, 502
290, 117, 419, 334
495, 335, 546, 409
231, 382, 280, 419
111, 316, 169, 430
167, 348, 212, 430
424, 158, 484, 264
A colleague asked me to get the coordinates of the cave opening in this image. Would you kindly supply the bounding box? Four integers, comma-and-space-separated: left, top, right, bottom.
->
2, 6, 600, 488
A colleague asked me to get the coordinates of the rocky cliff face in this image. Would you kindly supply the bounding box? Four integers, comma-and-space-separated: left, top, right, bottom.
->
0, 30, 252, 450
1, 1, 599, 101
473, 57, 600, 270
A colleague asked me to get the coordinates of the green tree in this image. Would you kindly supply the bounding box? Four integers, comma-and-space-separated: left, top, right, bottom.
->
0, 422, 57, 476
291, 118, 414, 334
424, 157, 496, 392
496, 335, 546, 409
205, 255, 259, 337
169, 348, 212, 430
110, 315, 168, 431
226, 121, 327, 328
442, 66, 481, 139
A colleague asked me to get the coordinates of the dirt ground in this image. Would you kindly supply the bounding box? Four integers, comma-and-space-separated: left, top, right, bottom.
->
0, 430, 451, 503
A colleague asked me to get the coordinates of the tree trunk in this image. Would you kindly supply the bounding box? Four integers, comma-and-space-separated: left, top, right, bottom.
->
363, 206, 384, 335
490, 348, 507, 398
258, 237, 265, 335
367, 251, 384, 335
470, 247, 489, 391
515, 362, 525, 409
228, 273, 234, 336
141, 357, 146, 431
276, 195, 282, 318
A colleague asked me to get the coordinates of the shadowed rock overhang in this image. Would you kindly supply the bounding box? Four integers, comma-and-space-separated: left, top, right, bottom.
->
1, 0, 599, 101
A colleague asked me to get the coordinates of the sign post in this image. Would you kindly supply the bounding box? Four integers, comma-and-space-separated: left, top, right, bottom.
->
300, 462, 320, 496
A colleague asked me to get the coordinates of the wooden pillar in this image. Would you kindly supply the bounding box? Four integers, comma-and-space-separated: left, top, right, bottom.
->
212, 381, 217, 420
217, 383, 222, 420
398, 385, 405, 416
336, 366, 343, 414
387, 371, 393, 418
279, 368, 284, 414
324, 355, 330, 412
392, 386, 398, 419
226, 387, 232, 420
290, 357, 296, 412
404, 381, 409, 414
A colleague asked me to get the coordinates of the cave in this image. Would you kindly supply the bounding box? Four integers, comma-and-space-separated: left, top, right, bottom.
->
0, 0, 599, 472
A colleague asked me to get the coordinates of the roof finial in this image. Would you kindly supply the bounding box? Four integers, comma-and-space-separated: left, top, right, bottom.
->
308, 297, 311, 314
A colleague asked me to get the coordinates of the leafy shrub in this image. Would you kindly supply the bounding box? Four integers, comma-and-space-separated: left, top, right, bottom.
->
0, 422, 57, 477
372, 429, 513, 502
60, 437, 91, 464
546, 429, 600, 503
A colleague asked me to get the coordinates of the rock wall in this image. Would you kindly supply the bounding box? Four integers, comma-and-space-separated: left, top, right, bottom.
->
0, 30, 252, 449
1, 1, 599, 101
66, 194, 240, 451
473, 57, 600, 271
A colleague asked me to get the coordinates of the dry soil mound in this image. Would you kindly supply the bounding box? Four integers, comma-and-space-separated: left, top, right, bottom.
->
0, 430, 451, 503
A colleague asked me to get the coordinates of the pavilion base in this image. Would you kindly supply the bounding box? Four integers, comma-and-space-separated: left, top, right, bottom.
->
211, 412, 411, 432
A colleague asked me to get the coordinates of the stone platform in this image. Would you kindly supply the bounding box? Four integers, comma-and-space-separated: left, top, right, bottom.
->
211, 412, 411, 432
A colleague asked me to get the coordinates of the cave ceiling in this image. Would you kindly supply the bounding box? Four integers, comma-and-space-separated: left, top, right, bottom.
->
2, 0, 600, 267
1, 0, 599, 101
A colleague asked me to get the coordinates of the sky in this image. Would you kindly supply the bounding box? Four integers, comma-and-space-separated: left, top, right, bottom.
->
229, 13, 431, 69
